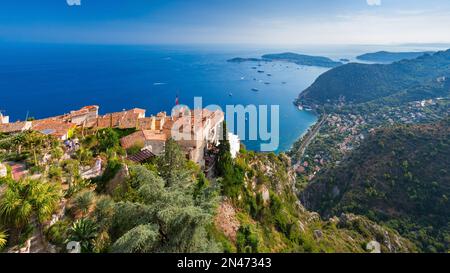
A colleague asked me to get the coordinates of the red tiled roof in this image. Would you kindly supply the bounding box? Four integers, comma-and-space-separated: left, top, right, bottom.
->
120, 130, 167, 149
90, 108, 145, 129
69, 105, 98, 117
0, 121, 31, 133
83, 105, 99, 111
130, 108, 146, 115
32, 119, 76, 138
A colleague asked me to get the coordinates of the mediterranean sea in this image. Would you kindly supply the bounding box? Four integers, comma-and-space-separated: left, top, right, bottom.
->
0, 43, 443, 152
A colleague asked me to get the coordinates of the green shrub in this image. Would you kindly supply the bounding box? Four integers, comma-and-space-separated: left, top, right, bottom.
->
96, 128, 119, 153
92, 159, 122, 192
48, 165, 63, 182
29, 165, 45, 174
236, 225, 259, 253
126, 144, 143, 156
45, 220, 70, 246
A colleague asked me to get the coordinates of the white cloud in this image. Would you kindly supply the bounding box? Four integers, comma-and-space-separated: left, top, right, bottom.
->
367, 0, 381, 6
67, 0, 81, 6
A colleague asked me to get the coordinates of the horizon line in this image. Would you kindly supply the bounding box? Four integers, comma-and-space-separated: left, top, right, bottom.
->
2, 40, 450, 48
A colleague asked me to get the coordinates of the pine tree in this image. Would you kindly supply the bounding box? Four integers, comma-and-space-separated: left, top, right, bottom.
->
215, 122, 244, 198
158, 138, 187, 186
110, 165, 220, 253
216, 121, 233, 177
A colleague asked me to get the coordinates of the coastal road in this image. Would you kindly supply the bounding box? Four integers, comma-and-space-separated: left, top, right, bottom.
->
290, 113, 327, 196
296, 114, 327, 161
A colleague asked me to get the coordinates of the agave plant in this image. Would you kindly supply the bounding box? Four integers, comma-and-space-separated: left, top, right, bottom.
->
72, 190, 96, 217
69, 218, 98, 253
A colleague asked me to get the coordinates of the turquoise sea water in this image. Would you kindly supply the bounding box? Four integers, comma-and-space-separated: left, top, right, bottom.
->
0, 43, 445, 152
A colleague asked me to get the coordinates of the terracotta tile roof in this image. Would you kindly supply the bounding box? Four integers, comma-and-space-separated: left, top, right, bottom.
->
120, 130, 167, 149
0, 121, 32, 133
119, 111, 141, 129
142, 130, 168, 141
130, 108, 146, 115
70, 105, 99, 117
90, 108, 145, 129
32, 119, 76, 139
83, 105, 100, 111
120, 131, 145, 149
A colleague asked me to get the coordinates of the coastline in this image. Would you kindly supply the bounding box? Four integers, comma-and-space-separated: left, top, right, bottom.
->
287, 112, 325, 161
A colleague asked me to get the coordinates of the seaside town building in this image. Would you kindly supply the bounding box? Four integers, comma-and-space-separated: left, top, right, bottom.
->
31, 119, 77, 141
120, 107, 227, 166
88, 108, 146, 129
67, 105, 99, 126
121, 130, 168, 155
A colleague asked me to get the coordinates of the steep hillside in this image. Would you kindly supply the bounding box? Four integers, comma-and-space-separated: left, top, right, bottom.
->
298, 49, 450, 105
301, 119, 450, 252
212, 150, 416, 253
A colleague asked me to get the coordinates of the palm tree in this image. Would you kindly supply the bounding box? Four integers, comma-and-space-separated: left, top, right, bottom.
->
0, 180, 33, 233
29, 179, 62, 240
0, 178, 61, 245
69, 218, 98, 253
62, 159, 81, 188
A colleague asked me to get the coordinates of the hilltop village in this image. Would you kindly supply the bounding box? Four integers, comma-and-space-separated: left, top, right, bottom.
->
0, 105, 239, 168
0, 103, 416, 254
0, 105, 247, 253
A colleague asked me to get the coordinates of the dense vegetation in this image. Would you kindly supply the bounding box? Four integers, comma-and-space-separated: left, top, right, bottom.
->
211, 133, 415, 252
0, 126, 417, 253
298, 49, 450, 105
301, 119, 450, 252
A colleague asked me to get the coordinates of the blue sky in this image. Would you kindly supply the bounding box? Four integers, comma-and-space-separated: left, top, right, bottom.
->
1, 0, 450, 45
